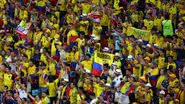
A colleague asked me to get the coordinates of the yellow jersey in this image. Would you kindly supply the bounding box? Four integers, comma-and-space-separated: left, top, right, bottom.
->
81, 60, 93, 73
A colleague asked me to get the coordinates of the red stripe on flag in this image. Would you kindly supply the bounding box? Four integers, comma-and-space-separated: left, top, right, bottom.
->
125, 84, 134, 96
92, 69, 102, 76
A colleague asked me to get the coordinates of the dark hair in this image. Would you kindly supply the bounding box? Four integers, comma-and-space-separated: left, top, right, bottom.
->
165, 13, 170, 19
103, 63, 110, 69
79, 31, 85, 35
86, 53, 91, 58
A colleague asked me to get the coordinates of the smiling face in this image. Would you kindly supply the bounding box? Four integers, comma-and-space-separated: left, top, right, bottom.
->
160, 69, 165, 75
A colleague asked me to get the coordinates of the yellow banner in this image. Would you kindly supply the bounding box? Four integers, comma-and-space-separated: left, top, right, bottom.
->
127, 27, 151, 41
94, 51, 114, 66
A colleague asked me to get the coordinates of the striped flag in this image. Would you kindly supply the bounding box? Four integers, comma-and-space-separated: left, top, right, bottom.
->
149, 75, 158, 87
92, 52, 103, 76
121, 82, 134, 96
125, 84, 134, 96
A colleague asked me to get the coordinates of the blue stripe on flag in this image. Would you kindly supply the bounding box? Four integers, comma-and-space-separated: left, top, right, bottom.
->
93, 62, 102, 71
149, 75, 158, 80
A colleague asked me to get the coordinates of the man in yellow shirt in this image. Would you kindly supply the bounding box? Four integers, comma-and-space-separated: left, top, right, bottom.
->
81, 54, 93, 73
67, 24, 78, 46
69, 83, 78, 104
79, 15, 89, 36
33, 27, 43, 46
0, 0, 6, 9
144, 17, 154, 30
93, 80, 105, 97
154, 14, 164, 31
3, 68, 13, 90
76, 31, 85, 53
28, 61, 36, 75
47, 78, 59, 104
41, 92, 50, 104
81, 1, 92, 14
0, 64, 5, 92
38, 63, 49, 94
167, 56, 176, 73
92, 21, 102, 40
36, 0, 46, 15
19, 7, 28, 20
48, 58, 57, 77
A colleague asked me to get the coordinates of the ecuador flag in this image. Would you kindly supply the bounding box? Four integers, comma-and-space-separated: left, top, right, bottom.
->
121, 82, 134, 96
149, 68, 159, 87
92, 53, 103, 76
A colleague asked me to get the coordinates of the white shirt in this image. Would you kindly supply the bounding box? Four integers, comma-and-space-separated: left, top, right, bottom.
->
59, 49, 66, 61
18, 89, 28, 99
113, 74, 123, 87
90, 98, 98, 104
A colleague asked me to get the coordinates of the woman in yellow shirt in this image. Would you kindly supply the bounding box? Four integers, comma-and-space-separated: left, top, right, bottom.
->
156, 69, 166, 89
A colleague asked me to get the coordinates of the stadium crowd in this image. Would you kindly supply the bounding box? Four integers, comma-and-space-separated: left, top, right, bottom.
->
0, 0, 185, 104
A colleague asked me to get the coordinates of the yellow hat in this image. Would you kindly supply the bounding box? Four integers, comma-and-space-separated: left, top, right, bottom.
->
175, 99, 179, 102
140, 76, 146, 82
54, 34, 60, 39
134, 60, 138, 64
169, 73, 176, 78
182, 16, 185, 21
144, 57, 151, 61
100, 80, 105, 84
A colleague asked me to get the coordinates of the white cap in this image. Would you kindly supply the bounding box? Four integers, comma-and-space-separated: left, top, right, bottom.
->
115, 53, 121, 57
137, 39, 143, 42
131, 74, 137, 79
154, 44, 159, 47
103, 47, 109, 52
146, 44, 151, 47
82, 13, 87, 16
91, 34, 96, 38
40, 48, 43, 53
159, 90, 165, 95
84, 68, 91, 73
94, 18, 100, 23
112, 63, 117, 66
183, 67, 185, 73
145, 83, 152, 87
115, 69, 121, 73
6, 57, 12, 63
85, 69, 91, 73
127, 55, 134, 60
64, 78, 69, 82
105, 83, 111, 87
93, 36, 100, 41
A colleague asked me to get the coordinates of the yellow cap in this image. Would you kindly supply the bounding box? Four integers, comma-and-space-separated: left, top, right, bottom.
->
140, 76, 146, 82
169, 73, 176, 78
54, 34, 60, 39
182, 16, 185, 21
144, 57, 150, 61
